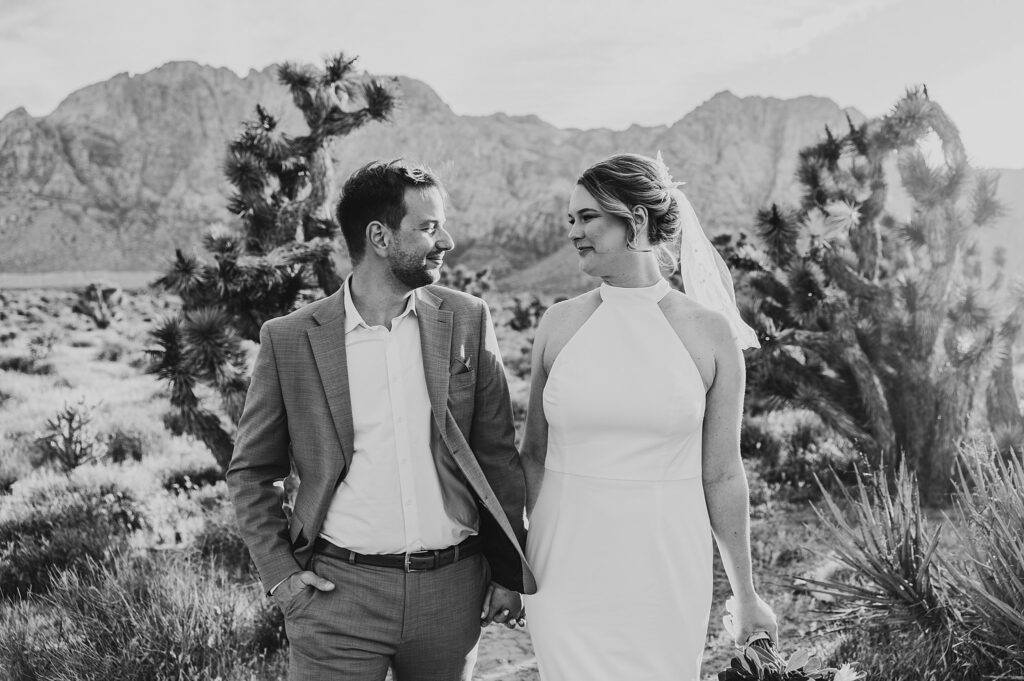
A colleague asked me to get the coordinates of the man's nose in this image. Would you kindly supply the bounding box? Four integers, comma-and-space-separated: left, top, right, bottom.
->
436, 226, 455, 251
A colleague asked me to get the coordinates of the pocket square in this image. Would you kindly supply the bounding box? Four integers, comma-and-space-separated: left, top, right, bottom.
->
450, 355, 473, 375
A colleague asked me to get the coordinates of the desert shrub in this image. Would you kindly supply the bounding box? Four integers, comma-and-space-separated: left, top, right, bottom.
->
161, 461, 223, 495
104, 427, 145, 463
0, 389, 11, 408
0, 456, 27, 497
136, 446, 228, 546
438, 263, 492, 297
0, 550, 287, 680
27, 332, 57, 362
808, 448, 1024, 680
740, 417, 783, 463
162, 409, 187, 436
250, 598, 288, 659
191, 489, 254, 580
33, 398, 107, 472
0, 471, 146, 598
506, 295, 546, 332
0, 355, 52, 375
743, 411, 861, 502
95, 339, 130, 362
762, 440, 861, 503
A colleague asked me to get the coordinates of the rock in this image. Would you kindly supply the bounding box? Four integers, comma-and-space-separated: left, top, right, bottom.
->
3, 60, 1017, 294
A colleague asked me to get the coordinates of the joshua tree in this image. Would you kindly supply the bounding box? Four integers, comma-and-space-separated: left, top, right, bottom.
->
72, 282, 123, 329
148, 54, 396, 470
738, 87, 1023, 503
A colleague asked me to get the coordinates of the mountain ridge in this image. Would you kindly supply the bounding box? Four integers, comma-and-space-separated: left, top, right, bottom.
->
0, 60, 1017, 294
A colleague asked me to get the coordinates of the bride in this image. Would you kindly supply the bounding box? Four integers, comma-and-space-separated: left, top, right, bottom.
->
521, 153, 778, 680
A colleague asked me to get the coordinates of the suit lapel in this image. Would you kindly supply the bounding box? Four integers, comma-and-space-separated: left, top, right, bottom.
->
417, 290, 533, 587
308, 289, 355, 474
416, 289, 453, 436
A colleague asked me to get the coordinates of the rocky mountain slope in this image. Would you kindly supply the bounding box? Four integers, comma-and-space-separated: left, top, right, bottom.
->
0, 61, 1018, 294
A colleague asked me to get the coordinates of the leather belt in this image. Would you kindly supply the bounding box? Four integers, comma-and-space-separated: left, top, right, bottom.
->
313, 535, 483, 572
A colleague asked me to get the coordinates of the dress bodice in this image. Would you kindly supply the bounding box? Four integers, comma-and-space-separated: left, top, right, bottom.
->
542, 279, 706, 481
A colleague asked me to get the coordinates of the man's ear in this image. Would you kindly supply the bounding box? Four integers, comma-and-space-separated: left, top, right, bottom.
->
366, 221, 390, 255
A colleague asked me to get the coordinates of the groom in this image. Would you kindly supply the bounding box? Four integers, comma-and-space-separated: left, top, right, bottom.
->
227, 159, 535, 680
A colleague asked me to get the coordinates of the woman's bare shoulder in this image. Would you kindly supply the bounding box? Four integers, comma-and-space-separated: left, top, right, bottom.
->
538, 289, 601, 334
535, 289, 602, 370
659, 289, 732, 338
658, 289, 736, 390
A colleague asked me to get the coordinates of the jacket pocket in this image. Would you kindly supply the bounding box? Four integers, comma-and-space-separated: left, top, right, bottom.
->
449, 369, 477, 391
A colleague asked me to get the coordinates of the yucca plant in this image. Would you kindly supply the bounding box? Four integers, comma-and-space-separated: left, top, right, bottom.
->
806, 450, 1024, 679
803, 464, 964, 680
947, 447, 1024, 672
806, 464, 952, 632
147, 53, 396, 470
736, 88, 1024, 503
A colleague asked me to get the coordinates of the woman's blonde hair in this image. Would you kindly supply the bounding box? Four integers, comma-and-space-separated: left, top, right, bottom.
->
577, 153, 681, 270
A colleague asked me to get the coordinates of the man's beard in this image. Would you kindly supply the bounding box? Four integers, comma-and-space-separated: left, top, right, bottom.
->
388, 249, 440, 289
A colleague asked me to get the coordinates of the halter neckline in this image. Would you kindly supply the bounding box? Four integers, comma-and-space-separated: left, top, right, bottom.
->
598, 278, 671, 304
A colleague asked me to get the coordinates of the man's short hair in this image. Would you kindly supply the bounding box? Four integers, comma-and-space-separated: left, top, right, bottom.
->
336, 159, 444, 264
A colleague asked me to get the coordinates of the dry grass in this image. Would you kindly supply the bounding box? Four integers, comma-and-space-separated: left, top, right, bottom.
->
0, 287, 859, 679
3, 286, 1020, 680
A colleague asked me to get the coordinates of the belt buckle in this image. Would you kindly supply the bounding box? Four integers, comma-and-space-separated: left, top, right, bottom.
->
404, 550, 439, 572
404, 552, 428, 572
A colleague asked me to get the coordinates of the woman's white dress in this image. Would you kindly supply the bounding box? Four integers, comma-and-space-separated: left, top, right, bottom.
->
525, 279, 714, 681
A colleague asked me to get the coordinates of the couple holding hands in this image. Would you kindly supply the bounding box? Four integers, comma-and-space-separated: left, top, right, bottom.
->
226, 152, 778, 681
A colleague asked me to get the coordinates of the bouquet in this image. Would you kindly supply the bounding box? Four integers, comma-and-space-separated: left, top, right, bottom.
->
716, 636, 863, 681
717, 598, 863, 681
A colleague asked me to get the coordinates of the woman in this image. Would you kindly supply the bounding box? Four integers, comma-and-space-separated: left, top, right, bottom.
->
521, 153, 777, 680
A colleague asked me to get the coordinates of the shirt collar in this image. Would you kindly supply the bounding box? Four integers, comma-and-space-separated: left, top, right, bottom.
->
342, 274, 419, 334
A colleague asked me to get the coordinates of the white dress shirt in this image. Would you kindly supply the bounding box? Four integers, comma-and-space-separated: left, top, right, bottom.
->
318, 277, 475, 554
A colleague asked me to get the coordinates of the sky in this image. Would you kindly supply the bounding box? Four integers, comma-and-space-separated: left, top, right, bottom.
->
1, 0, 1022, 169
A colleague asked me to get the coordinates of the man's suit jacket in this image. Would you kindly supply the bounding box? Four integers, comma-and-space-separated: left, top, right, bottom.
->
226, 284, 536, 595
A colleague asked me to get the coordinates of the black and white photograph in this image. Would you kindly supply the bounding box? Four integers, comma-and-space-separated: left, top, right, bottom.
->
0, 1, 1021, 679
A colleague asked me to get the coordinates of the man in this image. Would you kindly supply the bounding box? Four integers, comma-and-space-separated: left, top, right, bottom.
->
227, 159, 535, 680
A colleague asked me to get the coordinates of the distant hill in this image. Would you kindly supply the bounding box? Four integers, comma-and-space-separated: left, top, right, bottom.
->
985, 168, 1024, 270
0, 61, 1019, 295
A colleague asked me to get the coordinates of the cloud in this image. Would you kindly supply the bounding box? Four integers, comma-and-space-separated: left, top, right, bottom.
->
0, 0, 1018, 166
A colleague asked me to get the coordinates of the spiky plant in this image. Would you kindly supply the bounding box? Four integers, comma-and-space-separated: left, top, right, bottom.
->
949, 448, 1024, 665
736, 88, 1023, 503
805, 447, 1024, 679
148, 54, 396, 470
805, 464, 951, 633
